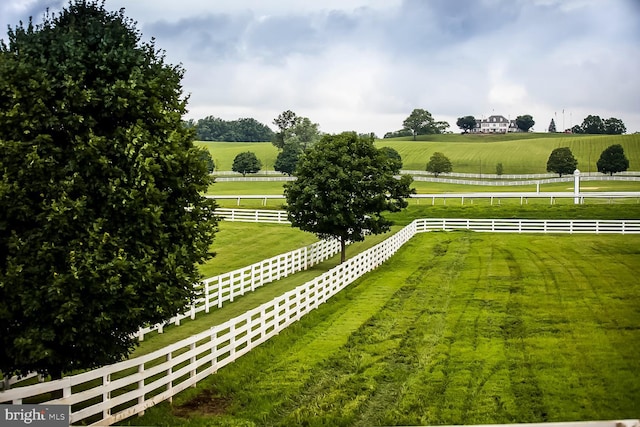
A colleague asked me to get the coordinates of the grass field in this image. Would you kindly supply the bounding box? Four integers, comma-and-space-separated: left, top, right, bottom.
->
126, 232, 640, 426
197, 133, 640, 175
206, 179, 640, 198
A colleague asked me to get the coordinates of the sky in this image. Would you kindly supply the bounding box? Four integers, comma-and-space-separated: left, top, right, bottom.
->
1, 0, 640, 136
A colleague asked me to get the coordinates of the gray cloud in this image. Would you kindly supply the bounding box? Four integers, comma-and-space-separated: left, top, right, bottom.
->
1, 0, 639, 135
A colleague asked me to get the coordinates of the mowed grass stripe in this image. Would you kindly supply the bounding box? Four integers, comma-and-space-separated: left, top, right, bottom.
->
198, 133, 640, 175
126, 233, 640, 426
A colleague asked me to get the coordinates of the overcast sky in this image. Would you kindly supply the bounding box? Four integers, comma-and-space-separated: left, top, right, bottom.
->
2, 0, 640, 135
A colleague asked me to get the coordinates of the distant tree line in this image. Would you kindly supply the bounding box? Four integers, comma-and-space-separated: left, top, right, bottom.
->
184, 116, 274, 141
570, 115, 625, 135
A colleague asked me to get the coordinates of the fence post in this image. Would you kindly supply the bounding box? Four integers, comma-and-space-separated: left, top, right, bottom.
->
190, 342, 197, 387
205, 281, 210, 313
166, 352, 173, 403
574, 169, 580, 204
137, 364, 145, 415
103, 373, 111, 419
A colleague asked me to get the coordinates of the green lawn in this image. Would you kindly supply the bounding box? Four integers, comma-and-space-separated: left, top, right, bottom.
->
125, 232, 640, 426
198, 133, 640, 175
378, 133, 640, 173
199, 222, 318, 278
207, 179, 640, 198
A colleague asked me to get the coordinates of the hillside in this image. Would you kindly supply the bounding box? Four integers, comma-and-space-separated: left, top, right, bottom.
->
197, 133, 640, 175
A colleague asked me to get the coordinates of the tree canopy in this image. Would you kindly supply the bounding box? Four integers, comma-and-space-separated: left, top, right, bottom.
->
426, 152, 453, 177
187, 116, 274, 142
604, 117, 626, 135
272, 110, 321, 151
456, 116, 477, 133
572, 115, 626, 134
548, 118, 557, 133
232, 151, 262, 176
0, 0, 217, 378
515, 115, 535, 132
197, 149, 215, 173
284, 132, 413, 263
378, 147, 403, 170
401, 108, 448, 140
274, 144, 302, 176
546, 147, 578, 177
597, 144, 629, 176
581, 115, 605, 134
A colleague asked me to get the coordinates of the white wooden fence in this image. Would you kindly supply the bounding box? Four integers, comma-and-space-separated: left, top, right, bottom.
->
2, 218, 640, 426
215, 207, 289, 223
135, 236, 340, 340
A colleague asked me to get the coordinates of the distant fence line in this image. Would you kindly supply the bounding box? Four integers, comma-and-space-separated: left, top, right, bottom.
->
209, 190, 640, 207
213, 171, 640, 183
2, 218, 639, 426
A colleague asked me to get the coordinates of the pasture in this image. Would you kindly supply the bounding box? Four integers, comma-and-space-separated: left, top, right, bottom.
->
197, 133, 640, 174
126, 231, 640, 426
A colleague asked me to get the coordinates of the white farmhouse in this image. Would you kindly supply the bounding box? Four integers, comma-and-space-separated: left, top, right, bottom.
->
472, 115, 520, 133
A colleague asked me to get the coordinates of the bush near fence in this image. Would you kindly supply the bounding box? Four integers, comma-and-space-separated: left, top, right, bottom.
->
2, 218, 640, 426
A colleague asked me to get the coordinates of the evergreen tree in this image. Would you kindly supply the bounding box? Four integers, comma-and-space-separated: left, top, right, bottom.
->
548, 118, 557, 133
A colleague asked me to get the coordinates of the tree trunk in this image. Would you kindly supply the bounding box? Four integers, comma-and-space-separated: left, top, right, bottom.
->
340, 237, 346, 263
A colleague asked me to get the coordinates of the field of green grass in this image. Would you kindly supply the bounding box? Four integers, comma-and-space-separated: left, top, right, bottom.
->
207, 179, 640, 200
198, 133, 640, 175
126, 231, 640, 426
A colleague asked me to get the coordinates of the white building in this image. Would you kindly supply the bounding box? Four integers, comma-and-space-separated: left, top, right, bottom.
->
472, 115, 520, 133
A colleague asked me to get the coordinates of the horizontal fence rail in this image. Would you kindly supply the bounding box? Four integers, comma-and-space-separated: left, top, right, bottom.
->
210, 170, 640, 179
2, 218, 639, 425
411, 175, 640, 186
215, 208, 289, 223
414, 218, 640, 234
208, 190, 640, 207
134, 236, 340, 340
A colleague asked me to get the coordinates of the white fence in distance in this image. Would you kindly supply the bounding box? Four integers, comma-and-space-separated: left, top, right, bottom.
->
215, 208, 289, 223
2, 218, 640, 426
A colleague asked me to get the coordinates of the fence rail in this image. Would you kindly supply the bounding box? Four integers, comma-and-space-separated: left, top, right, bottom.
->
2, 218, 639, 425
215, 207, 289, 223
134, 235, 339, 340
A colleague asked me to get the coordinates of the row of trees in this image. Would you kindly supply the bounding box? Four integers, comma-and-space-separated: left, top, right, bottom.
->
185, 116, 274, 142
568, 115, 626, 135
423, 144, 630, 178
546, 144, 629, 177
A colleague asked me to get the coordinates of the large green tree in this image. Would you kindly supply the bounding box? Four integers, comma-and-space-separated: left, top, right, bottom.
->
515, 115, 535, 132
284, 132, 413, 263
581, 115, 605, 134
456, 116, 477, 133
597, 144, 629, 176
0, 1, 217, 378
232, 151, 262, 176
274, 144, 302, 176
603, 117, 626, 135
546, 147, 578, 177
272, 110, 298, 149
284, 117, 321, 151
426, 152, 453, 177
402, 108, 437, 140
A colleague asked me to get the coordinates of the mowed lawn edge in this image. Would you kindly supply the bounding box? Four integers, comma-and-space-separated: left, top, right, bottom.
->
125, 232, 640, 426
